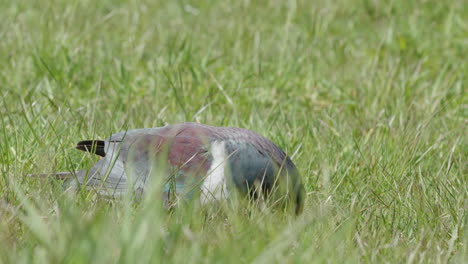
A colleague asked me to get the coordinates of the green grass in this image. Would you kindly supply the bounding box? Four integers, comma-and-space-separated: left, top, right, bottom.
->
0, 0, 467, 263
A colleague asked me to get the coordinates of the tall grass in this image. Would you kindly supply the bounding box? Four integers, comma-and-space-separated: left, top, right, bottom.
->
0, 0, 466, 263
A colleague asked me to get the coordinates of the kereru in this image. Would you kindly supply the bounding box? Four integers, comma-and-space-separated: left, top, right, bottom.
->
32, 123, 305, 214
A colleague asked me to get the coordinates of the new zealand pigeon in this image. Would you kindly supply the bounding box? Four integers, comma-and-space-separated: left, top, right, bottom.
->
34, 123, 305, 214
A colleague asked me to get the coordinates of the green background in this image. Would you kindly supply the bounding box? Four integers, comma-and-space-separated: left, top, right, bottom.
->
0, 0, 466, 263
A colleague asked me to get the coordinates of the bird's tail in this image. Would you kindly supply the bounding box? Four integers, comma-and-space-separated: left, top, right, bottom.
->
26, 171, 77, 180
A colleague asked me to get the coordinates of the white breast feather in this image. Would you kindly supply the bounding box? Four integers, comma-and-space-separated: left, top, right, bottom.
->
201, 141, 229, 204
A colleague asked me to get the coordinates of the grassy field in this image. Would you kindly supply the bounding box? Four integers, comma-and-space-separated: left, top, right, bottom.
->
0, 0, 466, 263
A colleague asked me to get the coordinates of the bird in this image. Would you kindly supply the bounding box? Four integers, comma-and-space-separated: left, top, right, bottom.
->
31, 122, 305, 214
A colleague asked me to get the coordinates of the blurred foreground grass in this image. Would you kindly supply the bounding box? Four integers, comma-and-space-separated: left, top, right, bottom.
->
0, 0, 466, 263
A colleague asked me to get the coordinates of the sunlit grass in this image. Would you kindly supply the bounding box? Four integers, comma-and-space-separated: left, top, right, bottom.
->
0, 0, 466, 263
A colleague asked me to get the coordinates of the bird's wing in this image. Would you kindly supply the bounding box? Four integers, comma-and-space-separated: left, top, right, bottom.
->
73, 125, 214, 203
